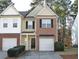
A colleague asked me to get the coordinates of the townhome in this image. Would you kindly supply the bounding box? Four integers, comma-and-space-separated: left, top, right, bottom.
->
0, 3, 21, 51
21, 13, 35, 51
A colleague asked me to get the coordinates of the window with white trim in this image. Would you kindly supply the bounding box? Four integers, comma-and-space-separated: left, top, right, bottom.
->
3, 23, 8, 28
28, 21, 33, 29
41, 19, 51, 28
26, 21, 35, 29
13, 23, 17, 28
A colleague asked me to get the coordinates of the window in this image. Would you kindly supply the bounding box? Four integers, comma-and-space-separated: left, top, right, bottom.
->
26, 21, 35, 29
41, 19, 53, 28
28, 21, 33, 29
13, 23, 17, 28
3, 23, 8, 28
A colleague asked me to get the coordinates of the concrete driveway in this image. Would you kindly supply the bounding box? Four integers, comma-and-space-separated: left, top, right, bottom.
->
0, 51, 7, 59
18, 51, 63, 59
0, 51, 63, 59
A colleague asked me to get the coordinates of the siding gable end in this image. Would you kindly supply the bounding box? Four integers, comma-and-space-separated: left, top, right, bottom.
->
0, 4, 21, 16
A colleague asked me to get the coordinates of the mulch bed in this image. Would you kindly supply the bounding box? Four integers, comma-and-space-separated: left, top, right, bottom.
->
61, 54, 78, 59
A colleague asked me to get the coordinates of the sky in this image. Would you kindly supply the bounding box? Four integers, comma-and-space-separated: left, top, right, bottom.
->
11, 0, 32, 11
11, 0, 75, 11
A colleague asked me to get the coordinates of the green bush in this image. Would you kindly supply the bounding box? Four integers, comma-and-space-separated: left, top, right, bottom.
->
73, 44, 78, 48
7, 45, 25, 57
54, 42, 64, 51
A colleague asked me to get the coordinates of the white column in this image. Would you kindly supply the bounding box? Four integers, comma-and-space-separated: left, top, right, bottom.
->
25, 34, 28, 50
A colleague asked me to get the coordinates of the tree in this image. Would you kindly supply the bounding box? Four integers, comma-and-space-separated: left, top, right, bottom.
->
71, 0, 78, 18
33, 0, 55, 3
51, 0, 71, 42
0, 0, 11, 13
31, 0, 55, 7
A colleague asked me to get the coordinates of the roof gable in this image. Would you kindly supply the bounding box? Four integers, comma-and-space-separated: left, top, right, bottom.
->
27, 4, 43, 17
1, 3, 21, 16
37, 5, 57, 16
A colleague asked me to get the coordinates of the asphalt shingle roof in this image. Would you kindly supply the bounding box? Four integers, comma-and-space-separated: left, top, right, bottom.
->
19, 11, 27, 16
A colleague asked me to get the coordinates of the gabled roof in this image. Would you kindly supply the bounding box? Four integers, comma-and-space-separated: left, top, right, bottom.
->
0, 3, 21, 16
27, 4, 43, 17
26, 3, 57, 17
37, 5, 57, 16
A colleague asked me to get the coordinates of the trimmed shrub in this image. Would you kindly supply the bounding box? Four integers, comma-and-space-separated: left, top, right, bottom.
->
7, 45, 25, 57
54, 42, 64, 51
73, 44, 78, 48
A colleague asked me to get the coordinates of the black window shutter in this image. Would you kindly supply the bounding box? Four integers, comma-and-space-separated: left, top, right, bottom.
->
33, 21, 35, 29
40, 19, 42, 28
26, 21, 28, 29
51, 19, 53, 28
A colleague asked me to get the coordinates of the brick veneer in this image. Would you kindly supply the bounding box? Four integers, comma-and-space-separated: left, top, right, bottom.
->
35, 15, 58, 50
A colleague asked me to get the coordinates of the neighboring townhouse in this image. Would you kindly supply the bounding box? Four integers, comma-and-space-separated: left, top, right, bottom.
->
0, 3, 21, 51
21, 3, 58, 51
71, 15, 78, 45
21, 4, 42, 51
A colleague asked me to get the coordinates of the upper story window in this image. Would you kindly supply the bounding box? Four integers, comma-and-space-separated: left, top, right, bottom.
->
40, 19, 53, 28
3, 23, 8, 28
26, 21, 35, 29
28, 21, 33, 29
13, 23, 17, 28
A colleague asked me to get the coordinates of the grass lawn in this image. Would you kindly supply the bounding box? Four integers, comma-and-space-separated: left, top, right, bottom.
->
56, 48, 78, 55
56, 48, 78, 59
61, 54, 78, 59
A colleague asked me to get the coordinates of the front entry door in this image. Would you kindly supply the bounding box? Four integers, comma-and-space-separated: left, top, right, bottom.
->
31, 38, 35, 50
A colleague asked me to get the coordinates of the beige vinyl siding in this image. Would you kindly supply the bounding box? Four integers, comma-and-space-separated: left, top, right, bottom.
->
21, 35, 35, 50
21, 35, 26, 45
21, 18, 35, 32
27, 4, 43, 17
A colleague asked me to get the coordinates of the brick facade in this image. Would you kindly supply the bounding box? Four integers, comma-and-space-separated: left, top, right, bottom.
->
35, 15, 58, 50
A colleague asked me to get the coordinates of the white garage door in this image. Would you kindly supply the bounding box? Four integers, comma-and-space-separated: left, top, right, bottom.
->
39, 36, 54, 51
3, 38, 17, 51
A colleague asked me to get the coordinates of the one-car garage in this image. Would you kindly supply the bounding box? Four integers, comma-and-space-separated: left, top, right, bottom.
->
39, 36, 54, 51
2, 38, 17, 51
